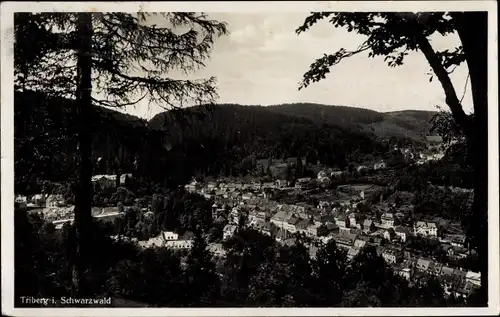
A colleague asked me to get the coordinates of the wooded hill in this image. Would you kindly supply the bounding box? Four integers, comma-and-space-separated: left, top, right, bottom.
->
264, 103, 438, 140
15, 93, 431, 192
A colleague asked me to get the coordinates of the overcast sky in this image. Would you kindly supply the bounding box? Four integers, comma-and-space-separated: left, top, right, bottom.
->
116, 12, 473, 119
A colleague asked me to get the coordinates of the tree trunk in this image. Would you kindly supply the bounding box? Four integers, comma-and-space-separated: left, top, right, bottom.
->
454, 12, 489, 304
73, 12, 93, 296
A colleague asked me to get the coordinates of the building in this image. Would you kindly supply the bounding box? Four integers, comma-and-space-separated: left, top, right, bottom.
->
30, 193, 47, 207
119, 173, 133, 185
382, 249, 402, 264
353, 238, 366, 250
394, 226, 412, 243
296, 219, 311, 235
414, 221, 438, 237
326, 223, 339, 235
184, 179, 202, 193
317, 170, 329, 179
284, 216, 300, 234
465, 271, 481, 287
275, 179, 289, 188
208, 243, 226, 258
165, 239, 194, 250
442, 244, 455, 258
383, 228, 396, 241
295, 177, 315, 190
162, 231, 179, 241
397, 267, 412, 281
348, 212, 357, 228
92, 175, 117, 189
416, 258, 431, 272
428, 261, 443, 276
270, 209, 290, 228
335, 213, 347, 228
362, 219, 374, 233
335, 232, 358, 249
207, 182, 217, 191
211, 203, 219, 220
15, 195, 28, 209
380, 212, 395, 228
223, 224, 238, 240
307, 223, 321, 237
450, 235, 467, 248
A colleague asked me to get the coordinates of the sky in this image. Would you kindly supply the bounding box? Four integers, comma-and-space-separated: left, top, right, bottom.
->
114, 12, 474, 119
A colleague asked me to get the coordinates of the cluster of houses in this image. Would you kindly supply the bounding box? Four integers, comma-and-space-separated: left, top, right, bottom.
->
186, 178, 479, 297
15, 186, 124, 229
15, 193, 66, 209
91, 173, 133, 189
394, 257, 481, 299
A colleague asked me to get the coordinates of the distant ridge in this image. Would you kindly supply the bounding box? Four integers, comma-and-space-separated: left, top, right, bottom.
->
256, 103, 437, 140
149, 102, 438, 141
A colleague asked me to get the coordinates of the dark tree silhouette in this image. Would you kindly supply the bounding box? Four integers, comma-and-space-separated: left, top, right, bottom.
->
14, 12, 227, 295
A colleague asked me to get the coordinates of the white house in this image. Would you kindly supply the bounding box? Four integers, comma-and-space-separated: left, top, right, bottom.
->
15, 195, 28, 208
207, 182, 217, 190
223, 224, 238, 240
382, 250, 397, 264
380, 212, 395, 228
162, 231, 179, 241
465, 271, 481, 287
396, 267, 412, 281
414, 221, 438, 237
165, 239, 194, 250
353, 239, 366, 250
208, 243, 226, 257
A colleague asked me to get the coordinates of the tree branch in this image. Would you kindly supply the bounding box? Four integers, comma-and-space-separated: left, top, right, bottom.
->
414, 34, 472, 136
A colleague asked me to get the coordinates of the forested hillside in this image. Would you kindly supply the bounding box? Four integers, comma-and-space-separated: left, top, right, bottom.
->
15, 93, 430, 193
149, 103, 395, 176
265, 103, 438, 140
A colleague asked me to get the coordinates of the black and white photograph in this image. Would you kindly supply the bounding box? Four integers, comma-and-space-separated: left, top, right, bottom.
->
1, 1, 498, 316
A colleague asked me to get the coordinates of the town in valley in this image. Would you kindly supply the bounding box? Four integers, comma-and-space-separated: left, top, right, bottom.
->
10, 8, 490, 310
